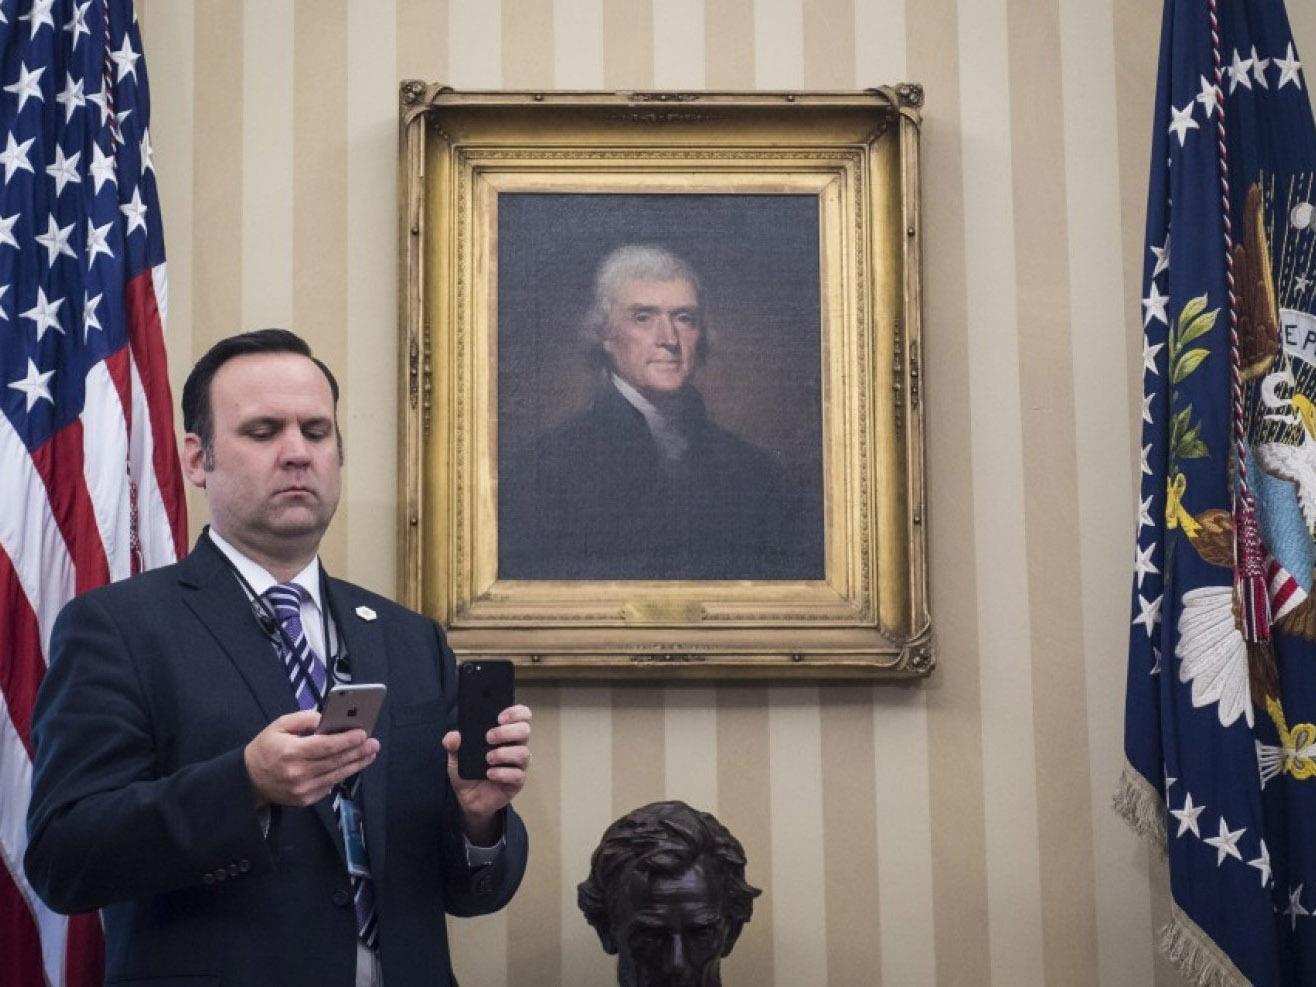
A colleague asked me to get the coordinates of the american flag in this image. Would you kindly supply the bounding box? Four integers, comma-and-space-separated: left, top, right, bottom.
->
1120, 0, 1316, 983
0, 1, 185, 984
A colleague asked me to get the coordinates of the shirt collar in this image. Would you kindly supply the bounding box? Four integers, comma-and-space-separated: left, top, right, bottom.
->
207, 527, 323, 612
610, 374, 690, 463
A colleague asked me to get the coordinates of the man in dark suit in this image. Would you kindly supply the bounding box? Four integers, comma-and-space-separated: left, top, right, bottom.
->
25, 329, 531, 986
500, 244, 822, 581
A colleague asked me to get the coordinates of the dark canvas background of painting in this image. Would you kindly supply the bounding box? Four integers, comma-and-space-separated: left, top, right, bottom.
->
495, 192, 825, 579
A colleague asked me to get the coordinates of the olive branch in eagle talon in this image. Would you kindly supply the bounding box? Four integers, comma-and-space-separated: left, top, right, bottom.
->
1163, 294, 1230, 564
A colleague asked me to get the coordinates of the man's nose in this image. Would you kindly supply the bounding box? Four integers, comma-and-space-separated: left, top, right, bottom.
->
652, 314, 679, 347
666, 933, 685, 972
279, 431, 311, 465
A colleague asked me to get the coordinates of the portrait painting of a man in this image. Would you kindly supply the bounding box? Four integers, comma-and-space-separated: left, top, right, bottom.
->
496, 194, 825, 582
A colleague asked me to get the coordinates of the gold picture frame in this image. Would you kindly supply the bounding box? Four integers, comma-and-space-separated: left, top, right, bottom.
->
397, 84, 931, 679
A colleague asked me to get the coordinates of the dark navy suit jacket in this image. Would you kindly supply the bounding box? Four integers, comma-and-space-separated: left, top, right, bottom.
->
25, 537, 526, 987
500, 382, 823, 580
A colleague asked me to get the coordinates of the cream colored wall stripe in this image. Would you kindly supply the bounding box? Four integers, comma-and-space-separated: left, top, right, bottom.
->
665, 687, 719, 813
240, 0, 293, 330
604, 0, 653, 87
554, 0, 605, 87
955, 0, 1047, 981
559, 687, 616, 985
873, 688, 935, 983
854, 0, 904, 89
753, 0, 802, 90
767, 688, 827, 983
652, 0, 704, 89
137, 1, 195, 410
451, 1, 502, 88
344, 0, 400, 595
1058, 0, 1153, 983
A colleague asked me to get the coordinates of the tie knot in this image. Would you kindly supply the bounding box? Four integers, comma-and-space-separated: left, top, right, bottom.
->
263, 582, 306, 621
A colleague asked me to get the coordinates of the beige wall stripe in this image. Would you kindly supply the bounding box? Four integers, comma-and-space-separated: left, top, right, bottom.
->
855, 0, 905, 86
291, 0, 349, 572
664, 686, 718, 813
767, 687, 826, 983
137, 2, 195, 421
502, 0, 555, 88
652, 0, 705, 89
956, 0, 1047, 980
906, 0, 991, 976
717, 686, 774, 987
704, 0, 753, 90
872, 687, 935, 984
610, 686, 666, 817
344, 0, 400, 594
802, 0, 853, 89
450, 1, 502, 87
396, 0, 448, 82
554, 0, 605, 88
1005, 0, 1102, 982
604, 0, 654, 88
241, 0, 293, 330
1112, 0, 1158, 457
753, 0, 802, 89
188, 0, 245, 536
559, 686, 615, 985
1110, 4, 1165, 968
437, 8, 509, 973
1058, 0, 1154, 983
505, 686, 564, 987
819, 685, 881, 985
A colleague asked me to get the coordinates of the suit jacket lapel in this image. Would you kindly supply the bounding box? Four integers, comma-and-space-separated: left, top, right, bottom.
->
178, 537, 341, 857
327, 578, 390, 881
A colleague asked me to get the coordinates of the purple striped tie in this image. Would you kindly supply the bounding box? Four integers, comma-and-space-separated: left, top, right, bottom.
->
262, 583, 379, 950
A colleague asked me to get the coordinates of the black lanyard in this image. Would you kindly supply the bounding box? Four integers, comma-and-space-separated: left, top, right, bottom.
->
205, 529, 346, 686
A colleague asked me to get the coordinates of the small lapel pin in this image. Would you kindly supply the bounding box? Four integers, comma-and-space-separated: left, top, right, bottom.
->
355, 605, 377, 622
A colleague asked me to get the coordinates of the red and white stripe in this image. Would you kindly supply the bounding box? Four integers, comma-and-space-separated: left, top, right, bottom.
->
1268, 556, 1308, 622
0, 264, 186, 987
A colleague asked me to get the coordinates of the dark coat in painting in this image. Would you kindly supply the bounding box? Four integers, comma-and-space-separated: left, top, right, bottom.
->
500, 382, 822, 580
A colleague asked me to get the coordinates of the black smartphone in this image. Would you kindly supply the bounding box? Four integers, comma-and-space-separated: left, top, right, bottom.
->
315, 683, 387, 736
457, 660, 515, 780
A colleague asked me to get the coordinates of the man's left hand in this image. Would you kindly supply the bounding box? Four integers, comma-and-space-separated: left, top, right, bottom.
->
442, 704, 532, 844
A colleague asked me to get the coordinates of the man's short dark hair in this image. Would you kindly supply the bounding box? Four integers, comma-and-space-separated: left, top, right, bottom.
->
578, 800, 760, 953
181, 328, 340, 457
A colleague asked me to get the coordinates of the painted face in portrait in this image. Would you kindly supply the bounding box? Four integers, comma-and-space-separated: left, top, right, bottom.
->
612, 864, 732, 987
602, 277, 702, 402
183, 351, 342, 562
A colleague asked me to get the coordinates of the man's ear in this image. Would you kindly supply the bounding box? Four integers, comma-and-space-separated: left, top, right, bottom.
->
181, 433, 208, 488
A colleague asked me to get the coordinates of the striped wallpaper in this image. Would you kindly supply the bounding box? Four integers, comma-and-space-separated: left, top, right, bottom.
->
130, 1, 1316, 983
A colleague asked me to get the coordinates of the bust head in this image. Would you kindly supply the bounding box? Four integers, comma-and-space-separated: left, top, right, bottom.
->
578, 801, 760, 987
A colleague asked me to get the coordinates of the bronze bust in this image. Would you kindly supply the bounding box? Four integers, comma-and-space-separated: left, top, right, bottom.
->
578, 800, 761, 987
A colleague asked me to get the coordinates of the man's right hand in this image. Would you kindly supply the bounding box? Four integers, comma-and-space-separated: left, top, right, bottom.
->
243, 710, 380, 808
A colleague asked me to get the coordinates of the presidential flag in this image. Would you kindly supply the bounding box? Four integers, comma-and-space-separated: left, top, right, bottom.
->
0, 1, 186, 984
1119, 0, 1316, 983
